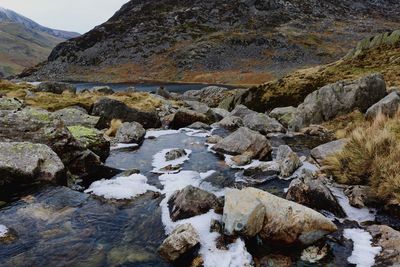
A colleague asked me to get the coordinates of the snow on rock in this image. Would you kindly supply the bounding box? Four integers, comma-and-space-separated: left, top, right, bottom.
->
145, 129, 180, 139
224, 155, 262, 170
181, 128, 212, 138
152, 148, 192, 174
84, 174, 159, 200
110, 143, 138, 150
330, 187, 375, 223
344, 228, 381, 267
0, 224, 9, 237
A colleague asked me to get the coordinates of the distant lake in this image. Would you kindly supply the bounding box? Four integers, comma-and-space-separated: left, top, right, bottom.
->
71, 82, 238, 93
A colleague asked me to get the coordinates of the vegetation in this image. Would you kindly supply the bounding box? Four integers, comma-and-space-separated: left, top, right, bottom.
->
323, 111, 400, 203
105, 119, 122, 137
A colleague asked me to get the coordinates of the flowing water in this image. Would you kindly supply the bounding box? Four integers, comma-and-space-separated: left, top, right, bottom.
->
0, 129, 386, 266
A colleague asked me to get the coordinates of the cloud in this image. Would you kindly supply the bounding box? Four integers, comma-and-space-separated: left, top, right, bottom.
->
0, 0, 130, 33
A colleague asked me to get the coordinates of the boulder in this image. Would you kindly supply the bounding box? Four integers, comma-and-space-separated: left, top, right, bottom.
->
183, 86, 228, 107
0, 97, 24, 111
90, 86, 115, 94
216, 116, 243, 130
310, 139, 347, 165
158, 224, 200, 262
165, 149, 187, 161
206, 135, 223, 144
92, 97, 161, 129
54, 108, 100, 128
156, 87, 172, 99
185, 100, 218, 122
211, 108, 230, 120
365, 91, 400, 120
269, 106, 296, 127
187, 121, 211, 130
344, 185, 374, 208
114, 122, 146, 144
67, 125, 110, 161
231, 152, 252, 166
276, 145, 302, 177
36, 81, 76, 94
286, 171, 345, 217
230, 104, 255, 119
290, 74, 387, 130
168, 186, 220, 221
212, 127, 272, 160
243, 113, 285, 134
0, 107, 101, 177
168, 108, 211, 129
223, 187, 337, 245
0, 142, 65, 187
367, 225, 400, 266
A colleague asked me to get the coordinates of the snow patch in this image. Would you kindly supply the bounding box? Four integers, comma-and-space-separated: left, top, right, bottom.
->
330, 187, 375, 223
84, 174, 159, 200
145, 129, 180, 139
0, 224, 9, 237
152, 148, 192, 174
110, 143, 138, 150
344, 228, 381, 267
181, 128, 212, 138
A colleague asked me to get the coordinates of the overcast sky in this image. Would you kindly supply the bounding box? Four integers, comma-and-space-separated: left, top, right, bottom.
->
0, 0, 130, 33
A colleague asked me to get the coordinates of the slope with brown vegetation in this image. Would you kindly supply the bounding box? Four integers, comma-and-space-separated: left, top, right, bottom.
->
323, 112, 400, 206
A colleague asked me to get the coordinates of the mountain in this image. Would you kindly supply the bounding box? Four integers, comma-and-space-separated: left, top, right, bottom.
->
20, 0, 400, 85
0, 7, 80, 77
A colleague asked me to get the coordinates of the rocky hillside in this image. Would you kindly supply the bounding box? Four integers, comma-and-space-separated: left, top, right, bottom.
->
0, 7, 79, 77
20, 0, 400, 85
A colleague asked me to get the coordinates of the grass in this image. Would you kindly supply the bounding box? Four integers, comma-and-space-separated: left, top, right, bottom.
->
105, 119, 122, 137
323, 111, 400, 203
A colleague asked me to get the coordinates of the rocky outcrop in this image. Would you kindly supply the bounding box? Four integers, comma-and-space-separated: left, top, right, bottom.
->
183, 86, 229, 107
168, 108, 212, 129
286, 172, 345, 217
243, 112, 285, 134
367, 225, 400, 266
158, 224, 200, 263
54, 107, 100, 128
365, 91, 400, 120
67, 125, 110, 161
310, 139, 347, 165
36, 82, 76, 94
212, 127, 272, 160
290, 74, 387, 130
91, 97, 161, 129
0, 142, 65, 187
269, 106, 296, 127
168, 185, 220, 221
0, 107, 102, 177
276, 145, 302, 177
114, 122, 146, 144
223, 187, 337, 245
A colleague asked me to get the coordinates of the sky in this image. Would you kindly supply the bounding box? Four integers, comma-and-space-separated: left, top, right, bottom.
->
0, 0, 130, 33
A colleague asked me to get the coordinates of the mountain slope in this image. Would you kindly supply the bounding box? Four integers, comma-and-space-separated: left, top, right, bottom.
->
21, 0, 400, 84
0, 7, 80, 77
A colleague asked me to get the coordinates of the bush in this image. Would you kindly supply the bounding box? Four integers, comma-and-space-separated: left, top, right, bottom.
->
323, 111, 400, 203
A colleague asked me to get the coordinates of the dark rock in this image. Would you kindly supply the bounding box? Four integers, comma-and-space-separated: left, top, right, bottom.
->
165, 148, 187, 161
187, 121, 211, 130
365, 91, 400, 120
168, 185, 219, 221
36, 81, 76, 94
168, 108, 212, 129
90, 86, 115, 94
91, 97, 161, 129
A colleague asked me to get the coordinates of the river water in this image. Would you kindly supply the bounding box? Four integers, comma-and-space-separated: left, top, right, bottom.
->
0, 128, 386, 266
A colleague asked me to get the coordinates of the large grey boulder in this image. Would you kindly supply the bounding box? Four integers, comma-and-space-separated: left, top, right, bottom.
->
276, 145, 302, 177
54, 108, 100, 128
0, 107, 102, 177
212, 127, 272, 160
158, 224, 200, 262
36, 82, 76, 94
311, 139, 347, 165
365, 91, 400, 120
115, 122, 146, 144
0, 97, 24, 111
183, 86, 228, 107
290, 74, 387, 130
92, 97, 161, 129
216, 116, 243, 130
0, 142, 65, 187
243, 112, 285, 134
286, 172, 345, 217
168, 186, 220, 221
223, 187, 337, 245
211, 108, 230, 120
269, 106, 296, 127
230, 104, 255, 119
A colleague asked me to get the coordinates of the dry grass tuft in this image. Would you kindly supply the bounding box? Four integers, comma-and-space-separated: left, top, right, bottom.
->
323, 111, 400, 203
105, 119, 122, 137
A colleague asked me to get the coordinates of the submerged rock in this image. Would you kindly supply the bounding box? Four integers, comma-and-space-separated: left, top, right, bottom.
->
290, 74, 387, 130
310, 139, 347, 165
158, 224, 200, 262
223, 187, 337, 245
0, 142, 65, 187
165, 149, 187, 161
54, 107, 100, 128
115, 122, 146, 144
92, 97, 161, 129
365, 91, 400, 120
212, 127, 272, 160
168, 185, 220, 221
36, 81, 76, 94
276, 145, 302, 177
